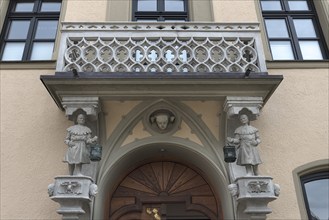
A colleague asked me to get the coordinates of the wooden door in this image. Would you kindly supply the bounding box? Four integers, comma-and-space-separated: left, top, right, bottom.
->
109, 162, 222, 220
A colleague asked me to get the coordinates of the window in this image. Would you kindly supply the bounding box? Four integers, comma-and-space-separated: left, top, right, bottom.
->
300, 172, 329, 220
132, 0, 188, 21
0, 0, 61, 61
260, 0, 328, 60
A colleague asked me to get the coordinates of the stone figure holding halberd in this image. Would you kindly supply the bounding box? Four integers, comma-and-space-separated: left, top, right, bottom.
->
227, 114, 262, 176
64, 114, 97, 175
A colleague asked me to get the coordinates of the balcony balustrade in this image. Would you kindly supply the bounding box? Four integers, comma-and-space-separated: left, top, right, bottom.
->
56, 22, 267, 73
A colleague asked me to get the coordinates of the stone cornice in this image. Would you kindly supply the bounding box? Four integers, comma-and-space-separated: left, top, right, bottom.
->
40, 72, 283, 110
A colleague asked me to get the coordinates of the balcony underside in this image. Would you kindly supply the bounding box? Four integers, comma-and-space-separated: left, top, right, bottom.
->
40, 72, 283, 110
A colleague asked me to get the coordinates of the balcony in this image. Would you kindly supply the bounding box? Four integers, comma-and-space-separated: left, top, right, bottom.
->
41, 22, 282, 109
56, 22, 267, 73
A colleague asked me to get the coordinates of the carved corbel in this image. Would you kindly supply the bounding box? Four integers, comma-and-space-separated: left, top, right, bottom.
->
62, 96, 101, 121
233, 176, 280, 220
223, 96, 263, 120
48, 176, 97, 220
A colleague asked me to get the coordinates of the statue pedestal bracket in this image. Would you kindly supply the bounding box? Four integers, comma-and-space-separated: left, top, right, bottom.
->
229, 176, 280, 220
48, 176, 97, 220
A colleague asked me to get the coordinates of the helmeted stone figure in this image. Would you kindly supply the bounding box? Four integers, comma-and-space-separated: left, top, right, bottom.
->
227, 114, 262, 176
64, 113, 98, 175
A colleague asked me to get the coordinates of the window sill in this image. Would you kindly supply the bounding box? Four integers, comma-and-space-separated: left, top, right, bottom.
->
0, 60, 57, 70
266, 60, 329, 69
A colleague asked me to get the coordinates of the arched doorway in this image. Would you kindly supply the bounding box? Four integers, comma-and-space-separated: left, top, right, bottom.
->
109, 161, 222, 220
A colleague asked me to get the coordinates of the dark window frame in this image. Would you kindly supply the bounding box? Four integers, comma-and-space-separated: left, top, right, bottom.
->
0, 0, 61, 61
300, 171, 329, 220
261, 0, 328, 60
132, 0, 189, 21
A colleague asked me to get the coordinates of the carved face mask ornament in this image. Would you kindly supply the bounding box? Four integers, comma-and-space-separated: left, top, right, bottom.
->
155, 114, 169, 130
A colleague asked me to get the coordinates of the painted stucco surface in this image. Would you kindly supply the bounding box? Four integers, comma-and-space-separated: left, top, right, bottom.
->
64, 0, 107, 22
0, 70, 68, 219
212, 0, 258, 22
256, 69, 329, 219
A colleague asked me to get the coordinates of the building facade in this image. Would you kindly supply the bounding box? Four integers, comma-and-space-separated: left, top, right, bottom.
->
0, 0, 328, 219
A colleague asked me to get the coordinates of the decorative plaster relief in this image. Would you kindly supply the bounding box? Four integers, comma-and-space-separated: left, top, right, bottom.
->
224, 96, 263, 120
247, 181, 269, 194
229, 173, 279, 220
143, 107, 181, 136
59, 181, 82, 195
62, 96, 100, 121
48, 176, 97, 219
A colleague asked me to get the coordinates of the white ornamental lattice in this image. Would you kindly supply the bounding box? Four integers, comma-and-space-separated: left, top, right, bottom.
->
63, 37, 260, 73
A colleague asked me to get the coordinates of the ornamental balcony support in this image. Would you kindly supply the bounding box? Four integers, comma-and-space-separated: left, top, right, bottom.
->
48, 97, 102, 220
223, 96, 280, 220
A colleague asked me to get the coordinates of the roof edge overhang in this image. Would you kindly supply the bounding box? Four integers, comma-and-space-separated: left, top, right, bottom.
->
40, 72, 283, 110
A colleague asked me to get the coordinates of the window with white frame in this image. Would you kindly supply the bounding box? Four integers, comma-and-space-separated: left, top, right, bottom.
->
0, 0, 61, 61
132, 0, 188, 22
260, 0, 328, 60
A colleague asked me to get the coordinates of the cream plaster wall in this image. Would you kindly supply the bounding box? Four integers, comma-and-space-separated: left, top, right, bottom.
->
212, 0, 258, 22
254, 68, 329, 219
103, 101, 141, 138
183, 101, 221, 141
64, 0, 107, 22
0, 69, 69, 219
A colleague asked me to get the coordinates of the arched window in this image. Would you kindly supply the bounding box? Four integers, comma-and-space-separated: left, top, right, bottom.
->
293, 160, 329, 220
301, 171, 329, 220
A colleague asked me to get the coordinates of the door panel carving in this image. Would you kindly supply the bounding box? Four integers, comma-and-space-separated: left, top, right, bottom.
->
109, 162, 222, 219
